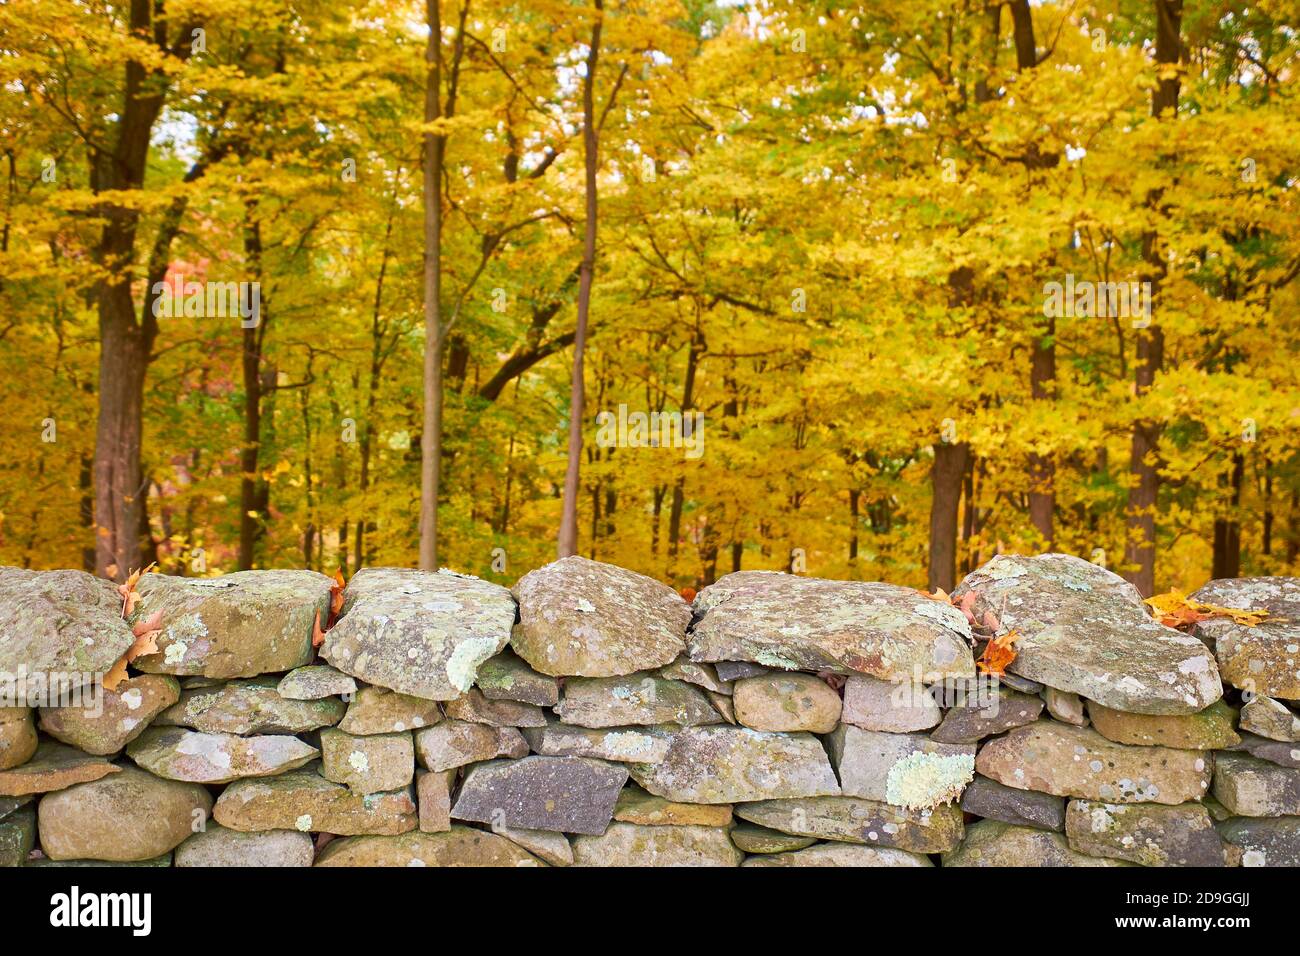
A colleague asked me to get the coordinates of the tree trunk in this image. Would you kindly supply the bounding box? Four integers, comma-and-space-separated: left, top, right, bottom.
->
419, 0, 445, 570
929, 441, 970, 591
1028, 314, 1056, 547
1212, 452, 1244, 579
558, 0, 604, 558
1123, 0, 1182, 597
238, 211, 266, 570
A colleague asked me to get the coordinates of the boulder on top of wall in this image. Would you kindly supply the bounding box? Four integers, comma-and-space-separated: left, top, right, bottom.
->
952, 553, 1221, 715
1190, 577, 1300, 699
511, 556, 690, 677
322, 567, 515, 701
0, 568, 135, 699
687, 572, 975, 682
131, 570, 331, 679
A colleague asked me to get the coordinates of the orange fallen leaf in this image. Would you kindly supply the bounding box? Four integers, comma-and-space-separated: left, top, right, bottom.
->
330, 568, 347, 618
1144, 590, 1269, 630
103, 609, 164, 691
977, 629, 1021, 677
312, 609, 327, 649
116, 562, 156, 618
679, 586, 697, 603
917, 587, 951, 603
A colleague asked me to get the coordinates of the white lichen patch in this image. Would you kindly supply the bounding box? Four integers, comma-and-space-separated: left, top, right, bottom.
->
295, 814, 313, 831
120, 688, 144, 710
884, 751, 974, 810
163, 641, 189, 666
445, 636, 502, 693
348, 750, 370, 773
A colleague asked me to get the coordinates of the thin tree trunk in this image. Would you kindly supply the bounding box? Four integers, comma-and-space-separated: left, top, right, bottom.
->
1212, 452, 1244, 578
929, 441, 970, 591
419, 0, 445, 570
558, 0, 604, 557
238, 210, 267, 570
1028, 314, 1056, 547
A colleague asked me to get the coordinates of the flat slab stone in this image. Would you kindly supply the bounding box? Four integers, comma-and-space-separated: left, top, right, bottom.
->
554, 675, 720, 728
841, 675, 940, 732
1228, 731, 1300, 768
826, 725, 975, 809
1087, 699, 1239, 749
0, 793, 32, 822
736, 796, 963, 853
688, 572, 975, 681
613, 784, 734, 827
0, 805, 35, 866
156, 677, 344, 734
976, 720, 1212, 805
1191, 577, 1300, 698
277, 665, 356, 701
39, 675, 180, 756
628, 726, 840, 804
322, 567, 515, 700
0, 567, 135, 700
315, 827, 544, 866
522, 721, 674, 764
338, 686, 441, 735
414, 720, 527, 772
175, 823, 314, 867
38, 765, 212, 861
942, 819, 1133, 867
474, 649, 559, 706
0, 742, 120, 797
0, 707, 36, 770
131, 570, 330, 678
1217, 817, 1300, 866
213, 764, 417, 835
1240, 696, 1300, 742
730, 824, 817, 854
959, 775, 1065, 831
511, 556, 689, 677
491, 823, 573, 866
1213, 751, 1300, 816
930, 688, 1043, 744
660, 657, 731, 694
571, 822, 742, 866
744, 844, 932, 867
127, 727, 319, 784
320, 729, 413, 794
953, 553, 1221, 715
714, 661, 768, 682
732, 673, 841, 733
451, 756, 628, 835
417, 769, 455, 833
443, 689, 546, 727
1043, 688, 1087, 725
1065, 799, 1230, 866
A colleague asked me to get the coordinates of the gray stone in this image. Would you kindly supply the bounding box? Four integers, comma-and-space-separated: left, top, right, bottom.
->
841, 675, 940, 733
315, 827, 544, 866
38, 765, 212, 861
474, 649, 559, 706
1191, 576, 1300, 699
1228, 731, 1300, 769
0, 741, 120, 797
729, 824, 817, 854
174, 823, 314, 867
1043, 687, 1087, 726
322, 567, 515, 700
1065, 800, 1230, 866
132, 570, 331, 678
29, 853, 171, 867
319, 729, 414, 794
1213, 751, 1300, 816
39, 675, 180, 756
689, 572, 975, 681
213, 764, 417, 836
959, 775, 1065, 831
0, 805, 34, 866
522, 721, 674, 764
491, 823, 573, 866
732, 673, 841, 733
736, 795, 963, 853
713, 661, 769, 682
571, 822, 743, 866
0, 793, 32, 822
628, 726, 840, 804
1217, 817, 1300, 866
930, 688, 1043, 744
942, 819, 1133, 867
660, 657, 732, 694
512, 555, 690, 677
708, 692, 735, 724
127, 726, 318, 783
443, 689, 546, 727
337, 685, 441, 735
826, 725, 974, 809
276, 665, 356, 700
1241, 696, 1300, 742
452, 755, 628, 835
156, 677, 344, 734
554, 674, 720, 728
976, 720, 1212, 805
952, 553, 1222, 715
414, 719, 527, 772
743, 844, 932, 867
0, 567, 135, 700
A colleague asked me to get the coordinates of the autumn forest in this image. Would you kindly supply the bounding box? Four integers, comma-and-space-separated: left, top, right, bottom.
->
1, 0, 1298, 596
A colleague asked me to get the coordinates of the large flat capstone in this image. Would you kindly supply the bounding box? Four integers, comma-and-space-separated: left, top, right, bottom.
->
687, 571, 975, 681
952, 553, 1221, 715
1191, 577, 1300, 699
322, 567, 515, 700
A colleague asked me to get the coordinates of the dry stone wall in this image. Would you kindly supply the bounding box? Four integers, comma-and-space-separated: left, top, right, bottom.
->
2, 553, 1300, 867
